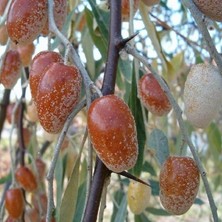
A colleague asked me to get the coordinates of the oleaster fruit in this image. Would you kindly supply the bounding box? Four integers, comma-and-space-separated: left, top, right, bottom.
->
7, 0, 47, 44
41, 0, 67, 36
193, 0, 222, 22
36, 62, 82, 134
184, 63, 222, 128
121, 0, 139, 21
138, 73, 172, 116
0, 50, 21, 89
127, 180, 151, 214
15, 166, 37, 192
87, 94, 138, 173
159, 156, 200, 215
5, 188, 24, 219
29, 51, 63, 103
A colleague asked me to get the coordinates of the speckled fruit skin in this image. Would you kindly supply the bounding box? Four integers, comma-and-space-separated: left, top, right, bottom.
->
0, 24, 8, 45
17, 42, 35, 67
138, 73, 172, 116
15, 166, 37, 192
29, 51, 63, 103
36, 63, 82, 134
0, 50, 21, 89
122, 0, 139, 21
5, 188, 24, 219
159, 156, 200, 215
7, 0, 47, 44
141, 0, 160, 6
127, 180, 151, 214
41, 0, 67, 36
193, 0, 222, 22
87, 95, 138, 173
184, 63, 222, 128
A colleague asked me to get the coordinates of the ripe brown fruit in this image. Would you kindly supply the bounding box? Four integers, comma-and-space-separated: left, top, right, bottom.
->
35, 158, 46, 181
159, 156, 200, 215
15, 166, 37, 192
7, 0, 47, 44
17, 42, 35, 67
29, 51, 63, 103
87, 95, 138, 173
5, 188, 24, 219
184, 63, 222, 128
193, 0, 222, 22
138, 73, 172, 116
0, 50, 21, 89
122, 0, 139, 21
41, 0, 67, 36
6, 103, 21, 124
0, 24, 8, 45
127, 180, 151, 214
36, 63, 82, 133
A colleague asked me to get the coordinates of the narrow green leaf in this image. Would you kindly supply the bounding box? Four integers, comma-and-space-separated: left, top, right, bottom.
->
146, 207, 170, 216
55, 154, 65, 219
58, 154, 81, 222
114, 194, 127, 222
194, 197, 204, 205
135, 213, 152, 222
73, 182, 87, 222
128, 69, 146, 177
142, 161, 157, 176
207, 122, 221, 155
149, 179, 159, 196
148, 128, 169, 166
82, 29, 96, 79
0, 173, 11, 184
111, 190, 125, 222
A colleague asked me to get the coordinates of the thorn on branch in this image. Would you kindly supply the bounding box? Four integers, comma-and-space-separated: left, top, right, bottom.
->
117, 32, 139, 50
118, 171, 151, 187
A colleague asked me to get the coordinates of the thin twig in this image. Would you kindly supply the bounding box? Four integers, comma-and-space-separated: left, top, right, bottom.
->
182, 0, 222, 73
125, 44, 218, 222
46, 99, 86, 222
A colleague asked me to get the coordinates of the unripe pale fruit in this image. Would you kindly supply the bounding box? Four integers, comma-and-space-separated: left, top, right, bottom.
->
127, 180, 151, 214
36, 63, 82, 134
138, 73, 172, 116
193, 0, 222, 22
0, 50, 21, 89
141, 0, 160, 7
87, 95, 138, 173
159, 156, 200, 215
5, 188, 24, 219
184, 63, 222, 128
7, 0, 47, 44
29, 51, 63, 103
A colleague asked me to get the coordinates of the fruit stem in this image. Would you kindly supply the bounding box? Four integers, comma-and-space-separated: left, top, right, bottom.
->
182, 0, 222, 74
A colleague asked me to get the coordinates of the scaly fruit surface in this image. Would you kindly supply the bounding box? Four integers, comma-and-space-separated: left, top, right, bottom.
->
138, 73, 172, 116
7, 0, 47, 44
184, 63, 222, 128
159, 156, 200, 215
87, 95, 138, 173
36, 63, 82, 133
